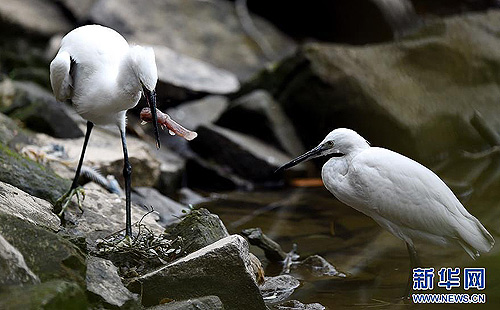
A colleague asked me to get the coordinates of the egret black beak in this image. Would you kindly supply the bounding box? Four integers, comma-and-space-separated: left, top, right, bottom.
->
142, 85, 161, 149
275, 145, 324, 173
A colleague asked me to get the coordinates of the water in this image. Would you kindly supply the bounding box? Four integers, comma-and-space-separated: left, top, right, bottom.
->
198, 156, 500, 309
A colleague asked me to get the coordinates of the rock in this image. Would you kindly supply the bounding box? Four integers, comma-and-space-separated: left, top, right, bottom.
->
147, 296, 224, 310
0, 140, 70, 204
412, 0, 500, 16
0, 112, 29, 148
185, 155, 254, 191
177, 187, 209, 207
242, 0, 420, 43
189, 124, 304, 183
259, 275, 300, 305
164, 208, 229, 256
55, 0, 97, 22
0, 212, 86, 285
217, 90, 305, 156
36, 126, 164, 188
131, 187, 189, 227
290, 255, 346, 280
86, 256, 140, 309
0, 79, 84, 139
128, 235, 266, 310
273, 300, 326, 310
0, 181, 60, 231
62, 187, 164, 245
0, 280, 88, 310
0, 0, 72, 38
253, 10, 500, 162
89, 0, 296, 81
0, 233, 40, 286
241, 228, 286, 262
154, 45, 240, 102
166, 96, 229, 130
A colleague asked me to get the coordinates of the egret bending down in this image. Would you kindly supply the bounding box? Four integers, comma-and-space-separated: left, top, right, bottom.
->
50, 25, 161, 238
277, 128, 494, 296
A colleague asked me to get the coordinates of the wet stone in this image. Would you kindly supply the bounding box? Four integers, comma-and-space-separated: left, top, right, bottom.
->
291, 255, 346, 279
241, 227, 287, 262
259, 275, 300, 305
273, 300, 326, 310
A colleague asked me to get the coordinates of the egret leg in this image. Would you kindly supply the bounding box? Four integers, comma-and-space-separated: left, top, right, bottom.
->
55, 121, 94, 216
120, 128, 133, 238
404, 242, 421, 298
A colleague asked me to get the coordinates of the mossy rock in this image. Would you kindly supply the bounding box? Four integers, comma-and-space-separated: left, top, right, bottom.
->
0, 213, 86, 285
246, 10, 500, 162
0, 141, 70, 204
0, 280, 88, 310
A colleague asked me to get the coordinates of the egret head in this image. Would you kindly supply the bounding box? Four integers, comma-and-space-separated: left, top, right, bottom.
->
130, 45, 161, 148
276, 128, 370, 172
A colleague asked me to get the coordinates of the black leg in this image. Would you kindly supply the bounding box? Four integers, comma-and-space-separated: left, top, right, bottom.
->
404, 242, 421, 298
70, 121, 94, 189
120, 128, 133, 237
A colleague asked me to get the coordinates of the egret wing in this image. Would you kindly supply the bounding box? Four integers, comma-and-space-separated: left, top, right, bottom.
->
49, 51, 73, 101
349, 148, 477, 242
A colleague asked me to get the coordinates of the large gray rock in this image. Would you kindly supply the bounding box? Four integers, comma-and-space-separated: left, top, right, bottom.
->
0, 212, 86, 285
128, 235, 266, 310
164, 208, 229, 256
86, 256, 140, 309
253, 10, 500, 162
131, 187, 189, 227
0, 181, 60, 231
0, 79, 84, 139
166, 96, 229, 130
0, 233, 40, 286
147, 296, 224, 310
0, 280, 88, 310
154, 45, 240, 102
189, 124, 304, 182
217, 90, 305, 156
89, 0, 296, 81
241, 0, 420, 44
0, 0, 72, 38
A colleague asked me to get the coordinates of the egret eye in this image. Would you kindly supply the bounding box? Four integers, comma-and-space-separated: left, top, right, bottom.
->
325, 140, 334, 148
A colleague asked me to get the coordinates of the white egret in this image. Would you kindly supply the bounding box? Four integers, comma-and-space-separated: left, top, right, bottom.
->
50, 25, 161, 238
277, 128, 494, 296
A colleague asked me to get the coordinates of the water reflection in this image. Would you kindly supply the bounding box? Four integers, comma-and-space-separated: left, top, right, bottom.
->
199, 157, 499, 309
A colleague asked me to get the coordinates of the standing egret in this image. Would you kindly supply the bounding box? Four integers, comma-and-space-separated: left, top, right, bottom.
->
50, 25, 162, 239
277, 128, 494, 296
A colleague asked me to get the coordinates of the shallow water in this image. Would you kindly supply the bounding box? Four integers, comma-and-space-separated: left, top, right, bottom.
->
199, 156, 500, 309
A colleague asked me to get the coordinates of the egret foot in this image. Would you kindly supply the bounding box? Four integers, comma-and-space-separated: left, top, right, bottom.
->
116, 234, 134, 248
55, 187, 86, 217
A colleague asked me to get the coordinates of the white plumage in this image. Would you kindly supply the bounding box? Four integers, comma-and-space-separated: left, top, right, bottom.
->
277, 128, 494, 295
49, 25, 161, 238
